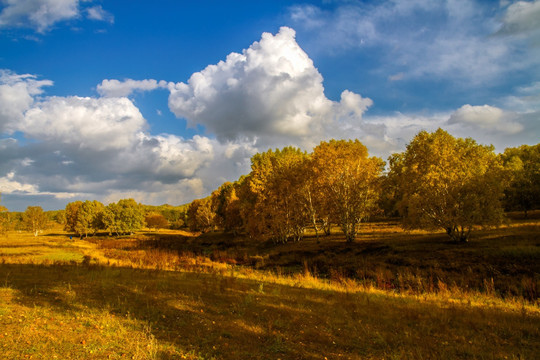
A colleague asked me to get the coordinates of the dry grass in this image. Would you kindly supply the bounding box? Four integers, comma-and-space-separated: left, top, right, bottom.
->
0, 218, 539, 359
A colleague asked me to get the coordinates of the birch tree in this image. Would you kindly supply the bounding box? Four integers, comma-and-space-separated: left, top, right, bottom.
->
311, 140, 384, 242
23, 206, 48, 237
392, 129, 505, 242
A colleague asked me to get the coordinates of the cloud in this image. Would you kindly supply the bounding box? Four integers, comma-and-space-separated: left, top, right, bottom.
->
500, 81, 540, 112
388, 73, 404, 81
498, 0, 540, 36
288, 1, 536, 85
0, 0, 114, 33
21, 96, 146, 150
448, 104, 524, 134
168, 27, 372, 148
86, 5, 113, 23
0, 172, 38, 193
97, 79, 168, 98
0, 70, 256, 209
0, 0, 79, 32
0, 69, 52, 133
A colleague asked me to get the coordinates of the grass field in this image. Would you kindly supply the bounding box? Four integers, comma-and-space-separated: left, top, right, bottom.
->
0, 216, 539, 359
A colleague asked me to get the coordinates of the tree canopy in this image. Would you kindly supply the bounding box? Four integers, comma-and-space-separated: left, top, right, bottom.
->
501, 143, 540, 217
23, 206, 48, 237
312, 140, 384, 242
103, 199, 145, 236
391, 129, 505, 242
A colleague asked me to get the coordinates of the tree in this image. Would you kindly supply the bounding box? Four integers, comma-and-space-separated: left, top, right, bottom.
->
145, 212, 169, 231
392, 129, 505, 242
74, 200, 105, 238
64, 201, 83, 232
241, 147, 309, 243
187, 197, 215, 232
501, 143, 540, 217
51, 210, 66, 225
103, 199, 145, 236
0, 194, 10, 237
378, 153, 404, 217
23, 206, 48, 237
64, 200, 104, 238
312, 140, 384, 242
211, 182, 243, 235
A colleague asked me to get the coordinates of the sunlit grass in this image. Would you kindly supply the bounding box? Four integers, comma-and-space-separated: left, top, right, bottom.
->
0, 217, 539, 359
1, 263, 538, 359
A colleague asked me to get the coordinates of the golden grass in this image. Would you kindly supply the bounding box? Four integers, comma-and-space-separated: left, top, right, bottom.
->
0, 219, 539, 359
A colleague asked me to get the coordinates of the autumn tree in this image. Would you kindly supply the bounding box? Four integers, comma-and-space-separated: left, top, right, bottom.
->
0, 194, 10, 236
241, 147, 309, 243
392, 129, 505, 242
64, 201, 83, 232
312, 140, 384, 242
103, 199, 145, 236
211, 182, 243, 235
378, 153, 404, 217
295, 155, 329, 242
501, 143, 540, 217
23, 206, 48, 237
145, 212, 169, 231
187, 197, 215, 232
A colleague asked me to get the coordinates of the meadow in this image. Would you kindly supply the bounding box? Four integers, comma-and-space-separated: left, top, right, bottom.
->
0, 214, 539, 359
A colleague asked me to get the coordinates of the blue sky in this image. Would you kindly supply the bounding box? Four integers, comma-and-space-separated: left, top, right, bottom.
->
1, 0, 539, 211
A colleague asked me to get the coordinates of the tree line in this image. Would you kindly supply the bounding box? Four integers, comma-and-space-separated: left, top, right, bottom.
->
1, 128, 538, 242
0, 199, 187, 238
187, 129, 539, 243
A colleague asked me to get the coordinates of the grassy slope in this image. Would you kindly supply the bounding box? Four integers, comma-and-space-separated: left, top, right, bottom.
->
0, 218, 539, 359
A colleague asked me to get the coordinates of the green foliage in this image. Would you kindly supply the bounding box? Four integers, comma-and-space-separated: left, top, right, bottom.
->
392, 129, 505, 242
64, 200, 105, 237
46, 209, 66, 225
103, 199, 145, 236
144, 204, 188, 224
74, 200, 105, 238
501, 143, 540, 216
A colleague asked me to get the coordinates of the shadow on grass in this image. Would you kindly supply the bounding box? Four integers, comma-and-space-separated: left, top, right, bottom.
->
0, 262, 539, 360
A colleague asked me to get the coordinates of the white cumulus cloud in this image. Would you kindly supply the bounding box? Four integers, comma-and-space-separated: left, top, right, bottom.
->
21, 96, 146, 151
0, 70, 253, 208
0, 69, 52, 133
168, 27, 372, 148
448, 104, 524, 134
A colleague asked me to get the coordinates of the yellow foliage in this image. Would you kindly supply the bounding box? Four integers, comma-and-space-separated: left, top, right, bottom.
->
393, 129, 505, 241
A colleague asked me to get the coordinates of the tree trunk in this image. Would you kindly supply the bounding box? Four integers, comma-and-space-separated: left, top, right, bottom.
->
446, 226, 470, 242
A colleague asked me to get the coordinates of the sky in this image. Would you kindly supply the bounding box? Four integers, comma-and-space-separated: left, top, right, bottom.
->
0, 0, 539, 211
